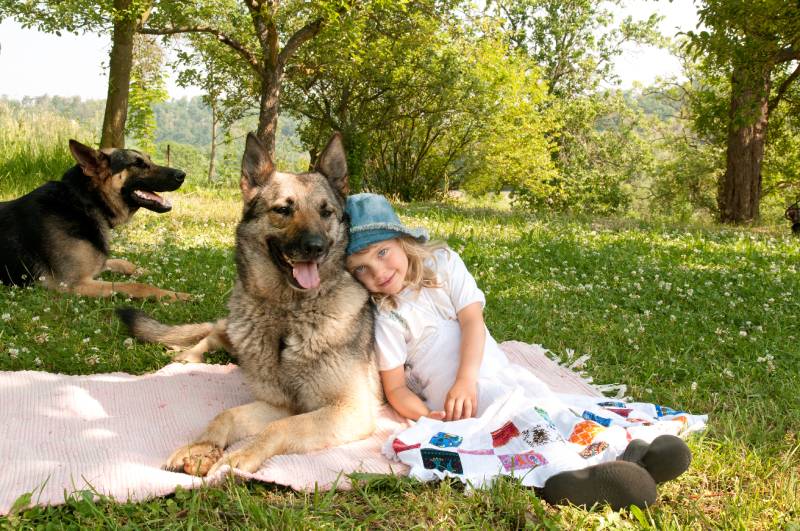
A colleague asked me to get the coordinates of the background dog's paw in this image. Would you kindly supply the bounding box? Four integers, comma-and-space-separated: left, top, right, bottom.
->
164, 443, 222, 476
158, 290, 192, 302
172, 291, 192, 302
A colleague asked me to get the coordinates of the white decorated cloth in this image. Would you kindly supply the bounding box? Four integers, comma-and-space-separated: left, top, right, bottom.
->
383, 387, 707, 489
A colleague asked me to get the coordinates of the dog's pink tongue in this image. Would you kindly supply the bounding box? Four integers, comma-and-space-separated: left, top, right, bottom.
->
292, 262, 320, 289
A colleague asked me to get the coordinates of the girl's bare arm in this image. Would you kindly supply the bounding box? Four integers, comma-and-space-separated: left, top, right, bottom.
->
380, 366, 443, 421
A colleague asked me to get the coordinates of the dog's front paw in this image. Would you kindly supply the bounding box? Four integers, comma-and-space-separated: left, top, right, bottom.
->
172, 348, 205, 363
164, 442, 222, 476
207, 445, 266, 476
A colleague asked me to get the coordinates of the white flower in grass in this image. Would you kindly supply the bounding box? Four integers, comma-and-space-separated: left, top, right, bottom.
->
82, 337, 90, 344
1, 313, 10, 321
739, 330, 747, 337
123, 337, 134, 348
32, 316, 40, 322
8, 348, 19, 358
691, 381, 698, 391
722, 368, 734, 378
34, 357, 42, 366
87, 354, 100, 366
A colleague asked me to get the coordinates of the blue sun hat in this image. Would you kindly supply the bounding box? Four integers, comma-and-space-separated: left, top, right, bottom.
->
345, 193, 429, 255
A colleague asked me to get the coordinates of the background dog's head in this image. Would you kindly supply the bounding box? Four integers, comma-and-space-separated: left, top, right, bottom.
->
68, 140, 186, 216
236, 132, 350, 293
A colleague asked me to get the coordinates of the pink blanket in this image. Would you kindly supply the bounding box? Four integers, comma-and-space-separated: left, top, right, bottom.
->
0, 341, 601, 515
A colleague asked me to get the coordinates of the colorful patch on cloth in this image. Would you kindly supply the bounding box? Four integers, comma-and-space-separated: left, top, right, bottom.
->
458, 448, 495, 455
421, 448, 464, 474
491, 421, 520, 447
429, 432, 463, 448
579, 441, 609, 458
582, 410, 612, 427
605, 407, 633, 418
598, 401, 626, 408
534, 407, 556, 429
392, 438, 421, 454
569, 420, 606, 445
627, 417, 653, 426
655, 404, 684, 417
497, 450, 548, 471
672, 415, 689, 428
521, 425, 559, 447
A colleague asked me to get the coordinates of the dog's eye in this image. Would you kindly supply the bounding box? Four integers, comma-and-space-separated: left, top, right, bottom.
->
320, 208, 333, 218
272, 206, 292, 216
134, 159, 148, 168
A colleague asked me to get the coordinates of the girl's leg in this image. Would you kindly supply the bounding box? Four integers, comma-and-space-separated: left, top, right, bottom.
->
538, 460, 657, 510
619, 434, 692, 484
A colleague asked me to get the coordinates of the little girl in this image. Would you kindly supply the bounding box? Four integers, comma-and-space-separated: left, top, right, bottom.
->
345, 193, 703, 509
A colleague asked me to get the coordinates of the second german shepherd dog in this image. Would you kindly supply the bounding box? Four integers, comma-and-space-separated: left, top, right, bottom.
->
118, 132, 381, 476
0, 140, 190, 301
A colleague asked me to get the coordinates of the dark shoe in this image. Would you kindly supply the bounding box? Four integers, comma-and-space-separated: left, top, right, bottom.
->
540, 461, 657, 510
620, 435, 692, 484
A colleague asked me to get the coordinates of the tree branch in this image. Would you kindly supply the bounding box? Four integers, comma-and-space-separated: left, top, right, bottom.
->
278, 18, 323, 68
769, 61, 800, 111
140, 26, 263, 76
774, 44, 800, 64
244, 0, 271, 62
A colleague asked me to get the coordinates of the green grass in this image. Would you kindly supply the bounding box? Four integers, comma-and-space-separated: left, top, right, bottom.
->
1, 189, 799, 529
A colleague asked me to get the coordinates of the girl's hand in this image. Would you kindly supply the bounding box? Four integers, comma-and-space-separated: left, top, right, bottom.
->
426, 410, 446, 421
444, 378, 477, 421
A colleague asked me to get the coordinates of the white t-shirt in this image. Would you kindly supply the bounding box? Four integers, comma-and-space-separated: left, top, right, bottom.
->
375, 248, 550, 414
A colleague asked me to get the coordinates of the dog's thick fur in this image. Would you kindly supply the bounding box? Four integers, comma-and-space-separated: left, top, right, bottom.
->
0, 140, 190, 301
118, 132, 381, 476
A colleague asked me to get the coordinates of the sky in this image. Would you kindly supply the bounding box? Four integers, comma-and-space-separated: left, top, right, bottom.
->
0, 0, 699, 101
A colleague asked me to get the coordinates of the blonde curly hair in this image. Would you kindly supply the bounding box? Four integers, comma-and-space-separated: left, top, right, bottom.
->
370, 236, 449, 311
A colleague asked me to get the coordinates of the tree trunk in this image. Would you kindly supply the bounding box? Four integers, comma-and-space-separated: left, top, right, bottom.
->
256, 69, 282, 160
100, 0, 137, 148
308, 147, 318, 172
208, 101, 218, 183
718, 63, 772, 223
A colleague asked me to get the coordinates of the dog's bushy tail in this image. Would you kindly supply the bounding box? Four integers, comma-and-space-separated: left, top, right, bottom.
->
115, 308, 215, 349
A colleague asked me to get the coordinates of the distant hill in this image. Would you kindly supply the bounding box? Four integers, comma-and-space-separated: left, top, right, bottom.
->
0, 95, 304, 152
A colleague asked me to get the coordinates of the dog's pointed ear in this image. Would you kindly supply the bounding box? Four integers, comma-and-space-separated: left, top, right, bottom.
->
69, 139, 106, 178
315, 133, 349, 196
240, 132, 275, 201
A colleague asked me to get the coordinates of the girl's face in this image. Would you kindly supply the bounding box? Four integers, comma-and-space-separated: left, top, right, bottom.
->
346, 238, 408, 296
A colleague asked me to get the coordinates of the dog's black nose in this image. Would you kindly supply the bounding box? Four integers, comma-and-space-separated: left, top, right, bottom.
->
173, 170, 186, 183
300, 233, 326, 257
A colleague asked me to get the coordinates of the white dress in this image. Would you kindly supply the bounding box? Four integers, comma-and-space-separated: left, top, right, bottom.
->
374, 248, 553, 415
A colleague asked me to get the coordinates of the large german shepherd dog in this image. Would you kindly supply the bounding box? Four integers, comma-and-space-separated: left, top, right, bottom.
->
0, 140, 190, 301
118, 132, 381, 476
